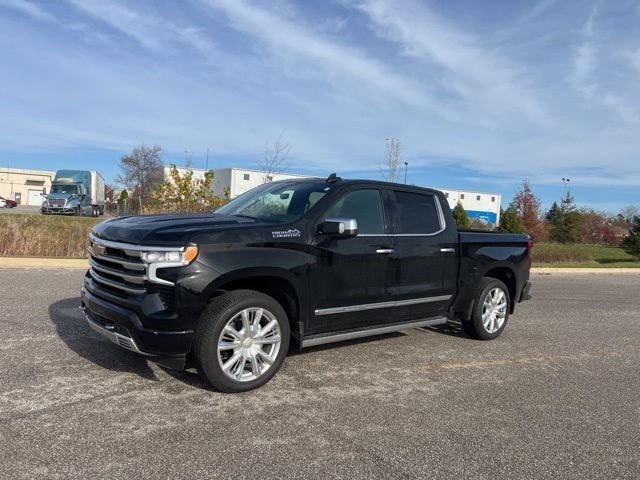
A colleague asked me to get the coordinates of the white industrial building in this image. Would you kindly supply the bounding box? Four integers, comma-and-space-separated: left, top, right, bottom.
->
163, 166, 501, 225
163, 166, 311, 198
437, 188, 501, 225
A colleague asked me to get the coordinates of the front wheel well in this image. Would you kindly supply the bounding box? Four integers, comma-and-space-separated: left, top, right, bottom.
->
209, 276, 301, 346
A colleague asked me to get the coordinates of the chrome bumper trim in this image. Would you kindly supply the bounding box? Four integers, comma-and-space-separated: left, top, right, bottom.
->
79, 306, 150, 356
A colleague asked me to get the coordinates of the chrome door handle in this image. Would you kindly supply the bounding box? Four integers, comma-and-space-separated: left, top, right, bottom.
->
376, 248, 395, 254
440, 248, 455, 253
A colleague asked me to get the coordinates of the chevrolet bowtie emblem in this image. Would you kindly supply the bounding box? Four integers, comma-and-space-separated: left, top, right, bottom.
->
93, 243, 106, 256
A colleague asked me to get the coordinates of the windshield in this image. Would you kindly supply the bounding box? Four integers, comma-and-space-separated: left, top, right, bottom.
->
216, 181, 334, 223
50, 184, 79, 195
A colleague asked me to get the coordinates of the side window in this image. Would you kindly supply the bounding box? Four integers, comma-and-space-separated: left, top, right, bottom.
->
324, 189, 385, 234
393, 191, 442, 234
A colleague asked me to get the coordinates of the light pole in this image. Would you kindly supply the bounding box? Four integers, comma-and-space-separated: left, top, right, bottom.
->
404, 162, 408, 184
562, 177, 570, 197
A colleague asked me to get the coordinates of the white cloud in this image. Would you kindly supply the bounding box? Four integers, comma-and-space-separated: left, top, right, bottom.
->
0, 0, 53, 20
566, 7, 598, 98
352, 0, 547, 123
197, 0, 449, 117
66, 0, 216, 54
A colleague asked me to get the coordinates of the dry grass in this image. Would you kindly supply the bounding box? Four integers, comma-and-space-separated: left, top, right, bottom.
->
0, 214, 101, 257
532, 243, 640, 267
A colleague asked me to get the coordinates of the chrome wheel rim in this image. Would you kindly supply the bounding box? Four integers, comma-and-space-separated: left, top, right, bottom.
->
482, 288, 507, 334
217, 307, 282, 383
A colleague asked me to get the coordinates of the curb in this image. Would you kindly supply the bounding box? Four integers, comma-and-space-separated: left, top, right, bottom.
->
1, 258, 639, 274
532, 267, 640, 274
0, 257, 88, 269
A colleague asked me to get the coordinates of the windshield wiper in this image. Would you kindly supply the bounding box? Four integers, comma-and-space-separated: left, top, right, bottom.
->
232, 214, 259, 221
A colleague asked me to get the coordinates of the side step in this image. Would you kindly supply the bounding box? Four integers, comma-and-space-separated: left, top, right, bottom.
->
301, 316, 447, 348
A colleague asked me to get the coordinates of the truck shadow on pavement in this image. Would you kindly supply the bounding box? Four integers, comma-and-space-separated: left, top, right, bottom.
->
418, 321, 471, 339
48, 297, 158, 381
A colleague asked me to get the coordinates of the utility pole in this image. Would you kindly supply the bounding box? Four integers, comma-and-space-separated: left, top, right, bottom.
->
404, 162, 408, 184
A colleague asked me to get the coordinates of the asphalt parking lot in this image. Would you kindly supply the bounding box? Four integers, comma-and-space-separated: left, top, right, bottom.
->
0, 205, 41, 215
1, 270, 639, 479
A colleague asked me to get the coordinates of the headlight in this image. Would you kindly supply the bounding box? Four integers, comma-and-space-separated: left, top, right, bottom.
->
141, 245, 198, 265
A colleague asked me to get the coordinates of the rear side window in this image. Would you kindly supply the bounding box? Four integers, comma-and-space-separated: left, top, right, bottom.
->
393, 191, 442, 234
324, 189, 384, 234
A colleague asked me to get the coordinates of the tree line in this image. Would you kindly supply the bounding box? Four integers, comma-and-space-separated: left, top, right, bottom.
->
452, 179, 640, 259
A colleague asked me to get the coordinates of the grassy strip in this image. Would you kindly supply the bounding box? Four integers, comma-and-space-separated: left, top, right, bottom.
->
0, 214, 101, 257
532, 243, 640, 268
1, 214, 639, 268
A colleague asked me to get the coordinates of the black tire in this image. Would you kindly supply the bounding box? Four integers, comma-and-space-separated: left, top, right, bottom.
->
75, 206, 81, 216
194, 289, 290, 393
462, 277, 510, 340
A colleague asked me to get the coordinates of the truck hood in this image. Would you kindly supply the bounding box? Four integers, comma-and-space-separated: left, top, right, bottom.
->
92, 212, 259, 245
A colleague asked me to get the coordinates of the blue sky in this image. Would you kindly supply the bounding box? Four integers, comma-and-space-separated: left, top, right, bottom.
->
1, 0, 639, 213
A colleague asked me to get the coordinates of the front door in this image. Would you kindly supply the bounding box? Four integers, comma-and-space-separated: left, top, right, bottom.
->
388, 189, 457, 321
308, 188, 396, 335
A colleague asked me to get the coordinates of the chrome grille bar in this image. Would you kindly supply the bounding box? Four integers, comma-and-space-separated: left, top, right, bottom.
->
87, 246, 146, 270
88, 269, 146, 295
88, 257, 147, 284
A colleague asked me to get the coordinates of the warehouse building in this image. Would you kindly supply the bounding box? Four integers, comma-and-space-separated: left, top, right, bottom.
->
163, 166, 501, 225
437, 188, 502, 225
163, 166, 310, 199
0, 167, 55, 206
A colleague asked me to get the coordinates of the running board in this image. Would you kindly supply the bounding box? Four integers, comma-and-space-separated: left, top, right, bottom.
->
301, 317, 448, 348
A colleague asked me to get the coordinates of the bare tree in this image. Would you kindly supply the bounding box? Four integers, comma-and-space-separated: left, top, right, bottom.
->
115, 144, 165, 198
104, 183, 117, 203
382, 137, 401, 183
183, 150, 194, 169
620, 205, 640, 222
259, 131, 290, 183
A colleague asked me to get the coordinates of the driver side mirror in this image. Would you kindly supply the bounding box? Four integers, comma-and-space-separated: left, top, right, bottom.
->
319, 217, 358, 237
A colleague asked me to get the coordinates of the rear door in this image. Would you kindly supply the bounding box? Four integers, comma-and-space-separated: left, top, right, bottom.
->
388, 189, 458, 321
308, 187, 396, 334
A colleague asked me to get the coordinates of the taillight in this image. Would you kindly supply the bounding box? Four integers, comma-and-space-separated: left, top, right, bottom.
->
528, 239, 533, 268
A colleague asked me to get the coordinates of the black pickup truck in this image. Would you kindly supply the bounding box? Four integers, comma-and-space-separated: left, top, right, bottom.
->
81, 175, 532, 392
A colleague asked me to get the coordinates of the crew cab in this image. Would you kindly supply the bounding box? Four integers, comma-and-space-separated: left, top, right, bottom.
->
81, 175, 532, 392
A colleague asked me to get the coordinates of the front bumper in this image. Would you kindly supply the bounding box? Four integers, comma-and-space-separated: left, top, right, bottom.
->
41, 206, 76, 214
80, 286, 194, 370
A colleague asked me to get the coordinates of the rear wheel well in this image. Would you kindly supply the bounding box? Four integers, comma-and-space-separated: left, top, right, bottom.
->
484, 267, 517, 311
210, 276, 301, 346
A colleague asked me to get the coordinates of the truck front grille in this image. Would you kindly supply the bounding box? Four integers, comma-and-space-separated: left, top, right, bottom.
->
49, 199, 65, 207
87, 234, 180, 311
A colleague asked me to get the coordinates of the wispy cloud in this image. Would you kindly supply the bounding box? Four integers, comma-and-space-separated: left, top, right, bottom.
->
566, 7, 598, 98
352, 0, 547, 123
197, 0, 447, 116
0, 0, 54, 21
66, 0, 216, 55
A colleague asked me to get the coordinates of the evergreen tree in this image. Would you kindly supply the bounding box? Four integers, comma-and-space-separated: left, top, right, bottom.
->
453, 202, 470, 229
620, 216, 640, 260
546, 201, 561, 222
549, 191, 581, 243
118, 189, 129, 202
500, 202, 525, 233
